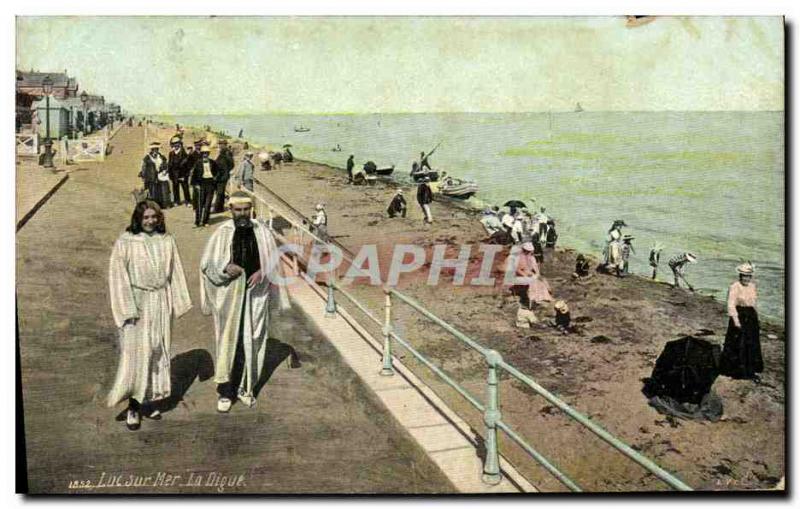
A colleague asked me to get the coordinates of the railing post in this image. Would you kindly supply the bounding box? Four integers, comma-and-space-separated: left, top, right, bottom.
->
325, 266, 337, 317
380, 287, 395, 376
482, 349, 503, 485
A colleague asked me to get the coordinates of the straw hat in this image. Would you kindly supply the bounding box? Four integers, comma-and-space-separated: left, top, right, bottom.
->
521, 242, 535, 252
315, 203, 324, 210
554, 300, 569, 313
686, 252, 697, 263
737, 262, 754, 275
200, 145, 211, 153
258, 151, 269, 162
169, 135, 182, 145
244, 150, 254, 157
148, 142, 161, 150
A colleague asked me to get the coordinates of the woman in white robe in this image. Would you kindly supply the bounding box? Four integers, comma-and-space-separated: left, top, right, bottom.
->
200, 212, 290, 410
108, 200, 192, 430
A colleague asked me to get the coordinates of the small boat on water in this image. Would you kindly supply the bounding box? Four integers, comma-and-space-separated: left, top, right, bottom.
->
438, 176, 479, 199
574, 102, 584, 113
363, 161, 395, 177
294, 126, 310, 132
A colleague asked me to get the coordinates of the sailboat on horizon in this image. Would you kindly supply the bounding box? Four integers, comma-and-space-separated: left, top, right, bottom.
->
574, 102, 584, 113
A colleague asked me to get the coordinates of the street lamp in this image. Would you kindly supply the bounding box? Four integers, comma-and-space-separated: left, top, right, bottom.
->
41, 75, 54, 168
80, 90, 88, 135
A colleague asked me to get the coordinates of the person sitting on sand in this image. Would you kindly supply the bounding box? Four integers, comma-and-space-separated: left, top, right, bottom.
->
551, 300, 574, 334
387, 189, 407, 218
572, 253, 592, 280
507, 242, 552, 327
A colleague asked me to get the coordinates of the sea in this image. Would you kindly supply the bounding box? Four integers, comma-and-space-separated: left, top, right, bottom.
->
160, 112, 785, 323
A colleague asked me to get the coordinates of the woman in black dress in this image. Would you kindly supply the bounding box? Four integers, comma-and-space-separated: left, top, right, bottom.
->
719, 262, 763, 381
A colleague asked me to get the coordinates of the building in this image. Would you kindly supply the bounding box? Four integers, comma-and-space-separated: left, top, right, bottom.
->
16, 70, 78, 132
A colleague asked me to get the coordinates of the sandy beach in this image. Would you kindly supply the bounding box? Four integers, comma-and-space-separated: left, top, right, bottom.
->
186, 128, 787, 492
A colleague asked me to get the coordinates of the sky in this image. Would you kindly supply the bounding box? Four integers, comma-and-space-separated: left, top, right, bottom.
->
16, 16, 784, 114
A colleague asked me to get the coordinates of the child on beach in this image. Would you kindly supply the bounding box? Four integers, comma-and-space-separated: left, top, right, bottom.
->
621, 235, 635, 275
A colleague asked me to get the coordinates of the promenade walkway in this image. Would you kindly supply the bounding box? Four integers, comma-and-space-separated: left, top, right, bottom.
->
16, 126, 454, 494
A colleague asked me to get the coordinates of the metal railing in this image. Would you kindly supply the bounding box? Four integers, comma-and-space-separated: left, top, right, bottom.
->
243, 182, 693, 492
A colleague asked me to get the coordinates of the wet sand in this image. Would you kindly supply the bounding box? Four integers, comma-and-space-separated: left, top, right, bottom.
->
241, 145, 785, 492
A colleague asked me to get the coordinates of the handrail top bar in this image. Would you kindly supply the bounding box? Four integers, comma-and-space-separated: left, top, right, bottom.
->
496, 359, 692, 491
387, 288, 489, 357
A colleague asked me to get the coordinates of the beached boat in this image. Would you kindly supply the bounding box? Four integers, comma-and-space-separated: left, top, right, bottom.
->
362, 160, 394, 176
294, 126, 310, 132
438, 177, 478, 199
410, 168, 439, 182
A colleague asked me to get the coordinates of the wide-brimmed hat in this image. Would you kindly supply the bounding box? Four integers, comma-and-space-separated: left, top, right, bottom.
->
686, 252, 698, 263
200, 145, 211, 153
554, 300, 569, 312
169, 135, 182, 145
218, 139, 228, 145
148, 142, 161, 150
737, 262, 754, 275
396, 189, 403, 194
244, 150, 254, 157
521, 242, 535, 252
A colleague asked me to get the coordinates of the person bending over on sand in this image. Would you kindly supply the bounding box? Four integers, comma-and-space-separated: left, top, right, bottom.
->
668, 252, 697, 290
480, 207, 504, 240
200, 192, 291, 412
572, 254, 592, 280
719, 262, 763, 382
107, 200, 192, 430
417, 176, 434, 224
387, 189, 407, 218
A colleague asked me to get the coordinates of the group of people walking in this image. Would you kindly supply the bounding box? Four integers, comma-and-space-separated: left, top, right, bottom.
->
139, 134, 257, 228
108, 191, 290, 430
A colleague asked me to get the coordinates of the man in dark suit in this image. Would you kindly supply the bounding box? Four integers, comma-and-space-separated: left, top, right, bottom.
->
139, 142, 167, 207
191, 145, 220, 228
416, 176, 434, 224
214, 139, 235, 213
168, 135, 189, 206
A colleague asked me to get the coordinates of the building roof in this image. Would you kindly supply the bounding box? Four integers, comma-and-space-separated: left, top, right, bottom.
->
16, 70, 78, 92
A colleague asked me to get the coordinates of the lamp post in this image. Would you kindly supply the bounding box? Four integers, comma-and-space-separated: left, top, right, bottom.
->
80, 90, 88, 136
41, 75, 54, 168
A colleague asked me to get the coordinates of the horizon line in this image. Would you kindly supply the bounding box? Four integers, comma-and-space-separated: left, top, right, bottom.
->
139, 109, 786, 116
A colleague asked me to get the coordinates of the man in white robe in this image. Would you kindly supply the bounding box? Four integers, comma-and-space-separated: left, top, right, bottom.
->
108, 200, 192, 430
200, 192, 290, 413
